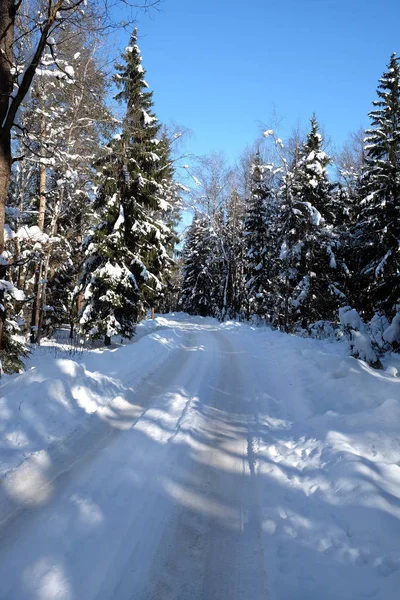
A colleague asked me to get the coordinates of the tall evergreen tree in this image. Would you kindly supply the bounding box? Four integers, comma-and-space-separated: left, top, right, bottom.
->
79, 140, 142, 344
243, 153, 276, 320
79, 29, 175, 343
356, 53, 400, 319
276, 118, 343, 329
221, 188, 245, 319
140, 135, 180, 312
180, 214, 220, 317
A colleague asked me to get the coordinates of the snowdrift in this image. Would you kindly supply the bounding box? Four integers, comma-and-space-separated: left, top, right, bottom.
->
225, 321, 400, 600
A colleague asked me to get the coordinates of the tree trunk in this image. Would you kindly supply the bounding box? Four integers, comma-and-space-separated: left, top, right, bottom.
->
37, 119, 46, 232
0, 0, 15, 351
32, 126, 47, 344
30, 267, 40, 343
36, 197, 62, 346
284, 275, 289, 333
0, 132, 12, 347
34, 261, 43, 340
15, 159, 26, 290
0, 0, 14, 254
104, 335, 111, 346
0, 133, 11, 256
77, 291, 85, 316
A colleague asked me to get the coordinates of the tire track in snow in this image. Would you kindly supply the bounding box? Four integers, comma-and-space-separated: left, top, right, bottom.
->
0, 321, 271, 600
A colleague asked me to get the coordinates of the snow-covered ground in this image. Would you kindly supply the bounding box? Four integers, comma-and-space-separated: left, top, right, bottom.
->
229, 321, 400, 600
0, 316, 179, 479
0, 314, 399, 599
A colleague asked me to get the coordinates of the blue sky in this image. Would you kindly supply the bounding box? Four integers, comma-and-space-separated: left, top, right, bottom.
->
116, 0, 400, 164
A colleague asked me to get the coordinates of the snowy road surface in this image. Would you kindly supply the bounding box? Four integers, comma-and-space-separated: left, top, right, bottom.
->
0, 319, 269, 600
1, 315, 400, 600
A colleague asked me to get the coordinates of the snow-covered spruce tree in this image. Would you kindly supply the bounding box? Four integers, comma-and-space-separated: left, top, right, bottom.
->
155, 191, 181, 313
221, 187, 245, 319
333, 130, 369, 310
180, 214, 221, 317
79, 30, 174, 344
356, 53, 400, 320
275, 160, 309, 332
140, 134, 180, 313
78, 141, 140, 345
276, 118, 344, 330
243, 152, 277, 321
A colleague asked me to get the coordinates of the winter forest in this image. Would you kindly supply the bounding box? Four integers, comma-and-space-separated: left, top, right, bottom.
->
2, 3, 400, 598
1, 0, 400, 373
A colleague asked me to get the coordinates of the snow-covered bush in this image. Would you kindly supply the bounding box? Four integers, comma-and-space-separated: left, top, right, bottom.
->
0, 279, 29, 374
338, 306, 362, 330
339, 306, 382, 368
369, 314, 390, 350
382, 312, 400, 349
0, 318, 29, 374
350, 330, 380, 366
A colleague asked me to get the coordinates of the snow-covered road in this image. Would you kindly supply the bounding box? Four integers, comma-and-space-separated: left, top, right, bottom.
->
1, 315, 400, 600
0, 319, 269, 600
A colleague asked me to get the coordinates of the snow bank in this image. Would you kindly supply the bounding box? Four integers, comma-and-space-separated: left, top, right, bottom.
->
0, 316, 185, 523
231, 321, 400, 600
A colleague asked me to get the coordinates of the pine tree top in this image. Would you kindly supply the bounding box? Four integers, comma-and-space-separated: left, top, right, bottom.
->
113, 28, 160, 140
364, 53, 400, 162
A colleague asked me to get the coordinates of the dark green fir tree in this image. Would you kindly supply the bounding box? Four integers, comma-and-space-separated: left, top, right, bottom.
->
356, 53, 400, 319
180, 214, 220, 317
243, 152, 277, 320
78, 29, 176, 343
276, 118, 344, 330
